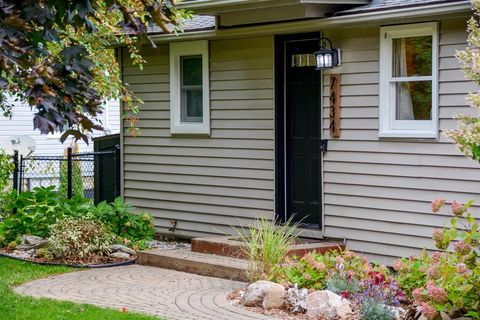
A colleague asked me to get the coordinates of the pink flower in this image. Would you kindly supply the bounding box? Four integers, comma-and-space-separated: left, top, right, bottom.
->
431, 252, 442, 264
412, 288, 425, 303
451, 200, 466, 216
420, 302, 438, 320
456, 263, 469, 274
427, 281, 447, 303
343, 250, 355, 259
453, 241, 472, 256
393, 260, 404, 271
313, 261, 326, 272
427, 266, 441, 280
432, 229, 444, 243
431, 198, 446, 213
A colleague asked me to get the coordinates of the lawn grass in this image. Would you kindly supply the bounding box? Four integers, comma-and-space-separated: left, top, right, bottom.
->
0, 257, 159, 320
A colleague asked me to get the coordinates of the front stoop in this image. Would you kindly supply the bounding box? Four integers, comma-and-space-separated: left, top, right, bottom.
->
191, 236, 344, 259
137, 248, 249, 282
138, 237, 344, 282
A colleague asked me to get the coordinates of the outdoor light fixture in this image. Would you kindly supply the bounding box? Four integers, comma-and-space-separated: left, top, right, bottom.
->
315, 37, 340, 70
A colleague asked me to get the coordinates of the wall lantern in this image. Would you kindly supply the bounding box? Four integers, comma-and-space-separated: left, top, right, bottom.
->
315, 37, 341, 70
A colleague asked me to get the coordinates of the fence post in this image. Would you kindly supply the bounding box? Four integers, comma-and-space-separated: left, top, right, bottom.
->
67, 147, 73, 199
19, 154, 23, 193
114, 145, 121, 198
12, 150, 19, 194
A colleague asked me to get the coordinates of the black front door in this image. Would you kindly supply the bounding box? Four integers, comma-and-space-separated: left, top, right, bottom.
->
275, 34, 322, 228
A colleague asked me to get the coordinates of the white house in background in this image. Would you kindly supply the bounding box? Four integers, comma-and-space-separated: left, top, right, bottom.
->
0, 98, 120, 156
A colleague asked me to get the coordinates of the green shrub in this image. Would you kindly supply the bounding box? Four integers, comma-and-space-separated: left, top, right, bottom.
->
47, 217, 113, 260
0, 186, 154, 250
0, 187, 91, 244
235, 217, 299, 282
359, 297, 396, 320
90, 197, 155, 244
0, 148, 14, 217
0, 148, 13, 192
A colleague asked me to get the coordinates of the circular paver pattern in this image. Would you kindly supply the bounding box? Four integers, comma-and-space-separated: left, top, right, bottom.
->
14, 265, 274, 320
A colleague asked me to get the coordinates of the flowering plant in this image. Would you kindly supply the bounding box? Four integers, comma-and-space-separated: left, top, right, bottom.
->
356, 271, 405, 307
272, 250, 372, 290
393, 198, 479, 319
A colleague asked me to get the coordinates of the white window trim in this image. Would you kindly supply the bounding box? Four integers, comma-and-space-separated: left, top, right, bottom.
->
379, 22, 438, 139
170, 40, 210, 135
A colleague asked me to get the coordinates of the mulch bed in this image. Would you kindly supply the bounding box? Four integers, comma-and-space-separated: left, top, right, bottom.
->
0, 248, 135, 268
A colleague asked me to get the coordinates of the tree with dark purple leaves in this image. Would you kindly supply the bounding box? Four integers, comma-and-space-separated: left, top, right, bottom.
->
0, 0, 189, 143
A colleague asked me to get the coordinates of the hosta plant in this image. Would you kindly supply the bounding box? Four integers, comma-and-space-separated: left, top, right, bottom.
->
0, 186, 90, 244
47, 218, 114, 260
90, 197, 155, 245
393, 199, 479, 319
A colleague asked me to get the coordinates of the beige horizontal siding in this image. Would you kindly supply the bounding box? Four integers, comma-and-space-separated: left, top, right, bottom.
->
121, 16, 479, 264
121, 37, 275, 237
322, 18, 480, 263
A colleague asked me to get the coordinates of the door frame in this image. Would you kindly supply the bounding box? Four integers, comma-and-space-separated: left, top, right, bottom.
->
274, 32, 324, 229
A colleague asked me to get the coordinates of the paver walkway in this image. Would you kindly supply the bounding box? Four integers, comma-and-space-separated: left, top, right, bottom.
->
14, 265, 273, 320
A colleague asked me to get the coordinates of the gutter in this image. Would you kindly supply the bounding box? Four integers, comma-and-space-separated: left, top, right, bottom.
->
149, 0, 471, 43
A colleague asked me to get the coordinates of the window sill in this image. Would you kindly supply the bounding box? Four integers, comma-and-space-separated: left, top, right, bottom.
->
170, 123, 210, 136
378, 130, 438, 139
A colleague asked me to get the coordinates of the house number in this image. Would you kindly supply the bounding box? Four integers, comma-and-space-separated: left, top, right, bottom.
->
329, 74, 341, 138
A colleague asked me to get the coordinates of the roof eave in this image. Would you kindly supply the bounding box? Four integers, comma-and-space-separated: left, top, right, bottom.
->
148, 0, 471, 43
178, 0, 369, 14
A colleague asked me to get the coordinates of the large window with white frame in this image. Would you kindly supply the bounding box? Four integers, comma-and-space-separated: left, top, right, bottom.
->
170, 40, 210, 135
379, 22, 438, 138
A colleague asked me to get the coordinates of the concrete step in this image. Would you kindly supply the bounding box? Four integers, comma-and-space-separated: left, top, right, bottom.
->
137, 248, 249, 282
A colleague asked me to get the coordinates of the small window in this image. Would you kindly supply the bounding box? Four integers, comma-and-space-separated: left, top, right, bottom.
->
170, 41, 209, 134
379, 22, 438, 138
180, 56, 203, 122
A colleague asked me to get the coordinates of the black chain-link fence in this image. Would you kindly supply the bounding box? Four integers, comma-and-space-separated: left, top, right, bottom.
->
12, 147, 120, 204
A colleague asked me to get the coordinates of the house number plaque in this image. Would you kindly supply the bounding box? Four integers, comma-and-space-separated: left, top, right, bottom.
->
329, 74, 341, 138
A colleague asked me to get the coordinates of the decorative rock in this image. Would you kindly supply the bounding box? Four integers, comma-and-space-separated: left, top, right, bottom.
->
17, 235, 47, 250
110, 251, 131, 259
110, 244, 136, 255
440, 312, 451, 320
241, 280, 285, 307
262, 286, 286, 309
306, 290, 352, 319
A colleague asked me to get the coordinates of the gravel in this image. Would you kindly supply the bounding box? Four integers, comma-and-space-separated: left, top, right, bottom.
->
146, 240, 190, 250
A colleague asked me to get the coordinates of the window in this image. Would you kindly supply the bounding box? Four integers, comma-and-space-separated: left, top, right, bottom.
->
379, 22, 438, 138
170, 40, 210, 134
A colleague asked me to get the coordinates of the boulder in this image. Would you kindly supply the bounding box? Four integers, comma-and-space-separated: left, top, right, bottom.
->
109, 244, 136, 255
241, 280, 285, 307
262, 285, 286, 309
110, 251, 131, 259
16, 235, 47, 250
306, 290, 352, 319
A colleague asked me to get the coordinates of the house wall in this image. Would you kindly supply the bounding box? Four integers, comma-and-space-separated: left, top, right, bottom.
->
322, 18, 480, 263
0, 98, 121, 156
120, 37, 276, 237
121, 16, 479, 262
